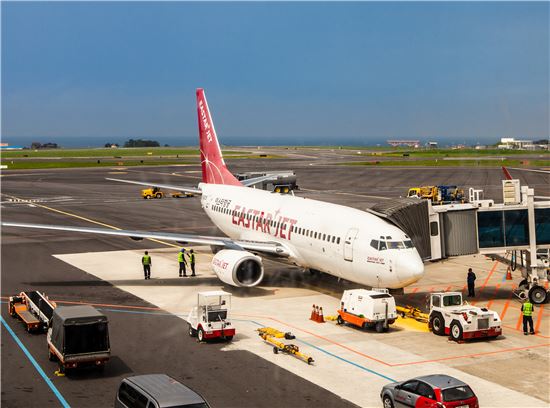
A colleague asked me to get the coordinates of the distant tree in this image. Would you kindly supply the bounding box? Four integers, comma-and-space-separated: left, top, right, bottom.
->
534, 139, 548, 145
164, 144, 170, 147
104, 143, 111, 148
31, 142, 42, 149
123, 139, 160, 148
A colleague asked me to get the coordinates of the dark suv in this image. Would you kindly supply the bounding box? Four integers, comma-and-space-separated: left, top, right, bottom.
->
115, 374, 210, 408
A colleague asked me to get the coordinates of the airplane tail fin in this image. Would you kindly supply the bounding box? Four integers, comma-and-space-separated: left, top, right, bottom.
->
196, 89, 242, 186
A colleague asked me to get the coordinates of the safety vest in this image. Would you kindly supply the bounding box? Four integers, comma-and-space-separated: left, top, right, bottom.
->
142, 255, 151, 265
178, 252, 185, 262
189, 253, 195, 263
523, 302, 533, 317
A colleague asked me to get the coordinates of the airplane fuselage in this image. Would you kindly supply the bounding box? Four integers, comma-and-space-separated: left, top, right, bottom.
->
201, 183, 424, 289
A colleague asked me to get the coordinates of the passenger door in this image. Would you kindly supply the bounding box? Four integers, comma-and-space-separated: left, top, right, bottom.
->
394, 380, 419, 408
343, 228, 359, 261
416, 382, 438, 408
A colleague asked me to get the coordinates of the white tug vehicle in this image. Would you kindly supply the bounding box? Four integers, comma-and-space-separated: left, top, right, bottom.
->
428, 292, 502, 341
187, 291, 235, 342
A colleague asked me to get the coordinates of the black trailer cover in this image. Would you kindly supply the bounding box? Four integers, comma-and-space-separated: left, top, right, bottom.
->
369, 198, 431, 260
51, 305, 109, 355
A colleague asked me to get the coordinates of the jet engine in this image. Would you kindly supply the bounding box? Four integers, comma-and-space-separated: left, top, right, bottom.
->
211, 249, 264, 287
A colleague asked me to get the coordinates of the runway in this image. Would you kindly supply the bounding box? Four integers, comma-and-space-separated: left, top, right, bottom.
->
2, 153, 549, 407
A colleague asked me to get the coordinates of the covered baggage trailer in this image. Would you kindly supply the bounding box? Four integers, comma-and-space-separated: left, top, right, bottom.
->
47, 305, 110, 372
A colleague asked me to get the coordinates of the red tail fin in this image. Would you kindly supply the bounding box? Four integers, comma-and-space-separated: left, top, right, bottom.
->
502, 166, 513, 180
196, 89, 242, 186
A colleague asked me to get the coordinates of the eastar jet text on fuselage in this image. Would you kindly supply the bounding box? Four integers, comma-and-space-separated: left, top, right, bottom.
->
2, 89, 425, 290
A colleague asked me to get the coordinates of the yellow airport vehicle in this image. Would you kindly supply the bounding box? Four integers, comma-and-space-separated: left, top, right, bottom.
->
170, 191, 194, 198
141, 187, 163, 199
257, 327, 313, 365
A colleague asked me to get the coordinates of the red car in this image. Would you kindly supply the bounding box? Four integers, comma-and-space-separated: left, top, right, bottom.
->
380, 374, 479, 408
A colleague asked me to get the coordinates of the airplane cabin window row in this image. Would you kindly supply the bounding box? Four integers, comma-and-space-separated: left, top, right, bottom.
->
210, 205, 341, 245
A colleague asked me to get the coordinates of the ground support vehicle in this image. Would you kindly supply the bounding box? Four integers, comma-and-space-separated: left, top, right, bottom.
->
8, 291, 56, 332
381, 374, 479, 408
336, 289, 397, 333
187, 291, 235, 342
170, 191, 194, 198
141, 187, 163, 199
47, 305, 110, 372
428, 292, 501, 341
257, 327, 313, 365
407, 185, 466, 204
115, 374, 210, 408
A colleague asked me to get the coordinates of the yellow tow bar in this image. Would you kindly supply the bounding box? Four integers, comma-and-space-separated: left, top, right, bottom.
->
396, 305, 429, 323
257, 327, 314, 365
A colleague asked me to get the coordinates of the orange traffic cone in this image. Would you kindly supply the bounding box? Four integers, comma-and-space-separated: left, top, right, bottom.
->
310, 304, 317, 321
317, 307, 325, 323
506, 267, 512, 280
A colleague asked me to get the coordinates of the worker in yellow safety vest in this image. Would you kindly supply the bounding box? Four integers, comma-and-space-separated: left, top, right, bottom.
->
188, 249, 196, 277
142, 251, 152, 280
521, 299, 535, 335
178, 248, 188, 277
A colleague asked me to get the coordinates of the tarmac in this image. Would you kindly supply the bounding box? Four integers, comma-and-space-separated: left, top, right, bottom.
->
2, 150, 549, 407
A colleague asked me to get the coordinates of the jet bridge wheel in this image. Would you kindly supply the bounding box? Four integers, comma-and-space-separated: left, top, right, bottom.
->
529, 286, 548, 305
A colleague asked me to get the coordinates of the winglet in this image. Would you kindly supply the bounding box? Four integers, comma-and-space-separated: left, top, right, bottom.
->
196, 89, 241, 186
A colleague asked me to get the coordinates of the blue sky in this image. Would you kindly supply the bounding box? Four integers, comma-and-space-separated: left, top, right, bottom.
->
2, 2, 548, 147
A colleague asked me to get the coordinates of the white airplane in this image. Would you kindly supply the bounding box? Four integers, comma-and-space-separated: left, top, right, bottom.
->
2, 89, 424, 290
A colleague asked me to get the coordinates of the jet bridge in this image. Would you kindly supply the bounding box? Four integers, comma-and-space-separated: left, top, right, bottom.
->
369, 180, 550, 304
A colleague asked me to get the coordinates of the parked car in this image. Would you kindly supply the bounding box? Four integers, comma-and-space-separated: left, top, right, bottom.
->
115, 374, 210, 408
380, 374, 479, 408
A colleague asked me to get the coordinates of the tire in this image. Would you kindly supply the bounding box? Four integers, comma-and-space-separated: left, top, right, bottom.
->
188, 325, 197, 337
145, 195, 152, 199
518, 279, 529, 292
224, 336, 233, 342
430, 313, 445, 336
529, 286, 548, 305
375, 321, 385, 333
337, 315, 344, 325
197, 327, 205, 342
273, 346, 279, 354
155, 193, 162, 199
450, 321, 463, 341
382, 395, 394, 408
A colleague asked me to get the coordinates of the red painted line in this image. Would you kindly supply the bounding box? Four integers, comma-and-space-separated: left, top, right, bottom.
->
481, 261, 499, 289
502, 325, 550, 339
535, 304, 545, 334
486, 283, 501, 310
444, 286, 452, 292
499, 285, 516, 320
390, 343, 550, 367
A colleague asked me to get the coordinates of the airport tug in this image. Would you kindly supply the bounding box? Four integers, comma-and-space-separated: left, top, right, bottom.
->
429, 292, 502, 341
187, 291, 235, 342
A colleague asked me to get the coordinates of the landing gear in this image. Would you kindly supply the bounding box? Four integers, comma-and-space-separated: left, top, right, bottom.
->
529, 286, 548, 305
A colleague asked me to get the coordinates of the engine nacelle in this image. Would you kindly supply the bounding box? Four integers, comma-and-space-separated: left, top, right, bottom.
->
211, 249, 264, 287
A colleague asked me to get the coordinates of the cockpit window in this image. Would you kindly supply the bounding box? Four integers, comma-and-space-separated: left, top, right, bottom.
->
379, 241, 387, 250
387, 241, 405, 249
370, 240, 379, 250
404, 240, 413, 248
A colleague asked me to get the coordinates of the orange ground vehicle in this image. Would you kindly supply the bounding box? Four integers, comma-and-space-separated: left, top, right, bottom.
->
336, 289, 397, 333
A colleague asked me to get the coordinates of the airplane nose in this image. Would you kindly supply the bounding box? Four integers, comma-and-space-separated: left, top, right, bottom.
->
409, 256, 424, 279
395, 252, 425, 285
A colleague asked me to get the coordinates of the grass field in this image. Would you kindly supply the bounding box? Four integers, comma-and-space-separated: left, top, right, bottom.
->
341, 159, 550, 167
0, 147, 250, 158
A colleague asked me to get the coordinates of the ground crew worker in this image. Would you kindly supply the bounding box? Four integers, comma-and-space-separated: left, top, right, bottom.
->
178, 248, 188, 277
142, 251, 152, 280
467, 268, 476, 297
521, 299, 535, 335
188, 249, 196, 277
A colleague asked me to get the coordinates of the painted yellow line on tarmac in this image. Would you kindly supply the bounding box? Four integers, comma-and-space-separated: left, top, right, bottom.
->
2, 193, 179, 248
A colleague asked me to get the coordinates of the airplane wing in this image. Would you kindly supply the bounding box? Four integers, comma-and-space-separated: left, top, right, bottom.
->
1, 222, 291, 257
105, 178, 202, 194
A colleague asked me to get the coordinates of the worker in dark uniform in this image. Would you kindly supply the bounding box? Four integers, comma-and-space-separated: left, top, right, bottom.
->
521, 299, 535, 335
142, 251, 152, 280
467, 268, 476, 297
188, 249, 196, 277
178, 248, 188, 277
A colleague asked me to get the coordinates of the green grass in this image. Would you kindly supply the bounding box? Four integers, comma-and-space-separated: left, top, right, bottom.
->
0, 147, 250, 158
340, 159, 550, 167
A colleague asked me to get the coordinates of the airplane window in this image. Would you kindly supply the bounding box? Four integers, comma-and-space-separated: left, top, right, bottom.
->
387, 241, 406, 249
386, 236, 391, 239
379, 241, 387, 250
370, 240, 379, 250
314, 232, 318, 239
322, 234, 326, 241
332, 236, 335, 243
337, 237, 340, 244
404, 240, 413, 248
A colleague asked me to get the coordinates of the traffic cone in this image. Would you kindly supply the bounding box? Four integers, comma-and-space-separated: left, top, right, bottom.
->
318, 307, 325, 323
310, 304, 317, 321
505, 267, 512, 280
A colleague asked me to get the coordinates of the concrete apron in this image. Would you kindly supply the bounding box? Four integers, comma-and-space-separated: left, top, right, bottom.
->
54, 248, 547, 408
